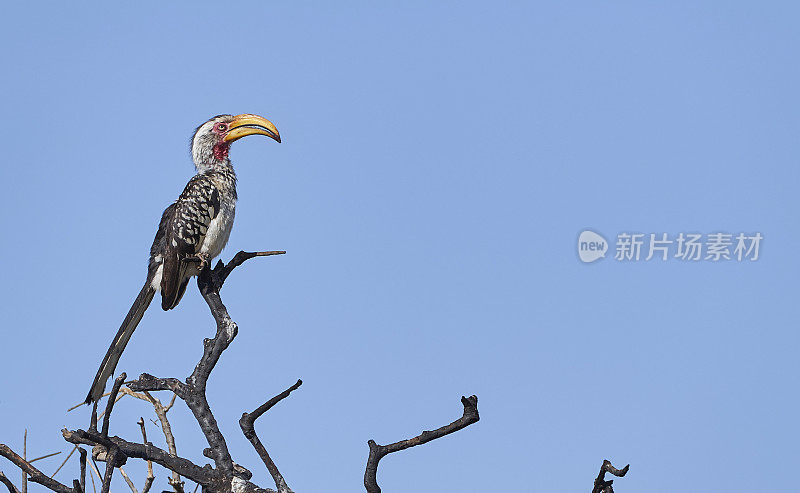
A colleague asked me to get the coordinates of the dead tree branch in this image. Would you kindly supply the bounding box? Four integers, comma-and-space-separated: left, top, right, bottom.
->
28, 452, 60, 464
85, 456, 96, 493
14, 249, 482, 493
51, 446, 77, 479
0, 445, 73, 493
78, 449, 86, 493
592, 459, 630, 493
0, 472, 21, 493
123, 389, 180, 491
115, 251, 285, 491
364, 395, 480, 493
61, 430, 209, 484
87, 458, 102, 493
136, 419, 154, 493
101, 374, 126, 437
239, 380, 302, 493
118, 467, 138, 493
212, 251, 286, 287
97, 374, 128, 493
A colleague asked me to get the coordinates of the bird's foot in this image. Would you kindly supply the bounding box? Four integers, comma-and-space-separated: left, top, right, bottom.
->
197, 252, 211, 270
187, 252, 212, 271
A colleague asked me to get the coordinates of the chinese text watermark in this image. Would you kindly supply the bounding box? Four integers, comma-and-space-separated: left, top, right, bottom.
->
578, 231, 762, 263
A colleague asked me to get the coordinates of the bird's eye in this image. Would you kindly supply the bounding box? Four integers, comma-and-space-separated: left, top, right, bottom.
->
216, 123, 227, 132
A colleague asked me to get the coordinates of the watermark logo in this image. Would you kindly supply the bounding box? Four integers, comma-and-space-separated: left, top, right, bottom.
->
577, 230, 608, 263
578, 231, 762, 263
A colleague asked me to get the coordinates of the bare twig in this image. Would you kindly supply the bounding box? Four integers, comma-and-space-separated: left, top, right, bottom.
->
78, 448, 86, 493
143, 391, 180, 490
364, 395, 480, 493
90, 460, 100, 482
87, 458, 99, 493
136, 419, 149, 443
102, 374, 127, 437
164, 393, 178, 412
123, 389, 181, 490
239, 380, 302, 493
89, 402, 98, 434
118, 467, 138, 493
51, 446, 77, 478
212, 250, 286, 286
142, 469, 154, 493
592, 459, 630, 493
0, 445, 72, 493
169, 478, 186, 493
94, 374, 128, 493
28, 452, 60, 464
136, 419, 154, 493
122, 388, 195, 493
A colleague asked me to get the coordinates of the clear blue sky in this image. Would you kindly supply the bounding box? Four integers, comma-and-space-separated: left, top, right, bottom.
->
1, 2, 798, 492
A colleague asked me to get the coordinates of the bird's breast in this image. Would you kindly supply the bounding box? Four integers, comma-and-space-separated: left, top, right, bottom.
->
200, 197, 236, 260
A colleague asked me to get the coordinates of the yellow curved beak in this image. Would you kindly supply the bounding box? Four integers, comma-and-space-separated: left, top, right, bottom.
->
224, 114, 281, 143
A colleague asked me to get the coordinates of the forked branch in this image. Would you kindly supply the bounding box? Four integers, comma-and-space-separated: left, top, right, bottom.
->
212, 251, 286, 287
240, 380, 302, 493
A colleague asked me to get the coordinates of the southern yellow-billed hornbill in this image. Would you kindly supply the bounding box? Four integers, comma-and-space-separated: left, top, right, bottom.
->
86, 114, 281, 404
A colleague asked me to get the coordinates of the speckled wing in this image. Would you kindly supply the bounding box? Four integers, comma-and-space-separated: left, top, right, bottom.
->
160, 174, 220, 310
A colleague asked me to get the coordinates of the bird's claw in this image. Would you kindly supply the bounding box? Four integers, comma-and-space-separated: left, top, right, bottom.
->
187, 253, 211, 270
197, 252, 211, 270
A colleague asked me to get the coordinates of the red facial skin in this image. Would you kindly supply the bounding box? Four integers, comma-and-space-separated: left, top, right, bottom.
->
213, 142, 230, 160
212, 122, 230, 160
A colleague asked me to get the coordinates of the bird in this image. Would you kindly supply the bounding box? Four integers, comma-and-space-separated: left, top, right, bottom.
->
85, 114, 281, 404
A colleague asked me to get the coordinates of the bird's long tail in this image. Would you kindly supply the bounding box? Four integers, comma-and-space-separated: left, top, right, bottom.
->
86, 282, 155, 404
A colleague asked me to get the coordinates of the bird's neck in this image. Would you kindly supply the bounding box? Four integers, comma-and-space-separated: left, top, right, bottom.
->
195, 156, 235, 175
192, 140, 232, 172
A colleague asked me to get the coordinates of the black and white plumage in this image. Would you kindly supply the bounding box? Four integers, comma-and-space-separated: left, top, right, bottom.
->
86, 114, 280, 404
